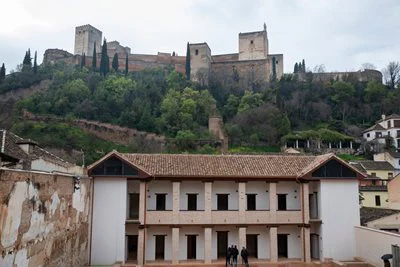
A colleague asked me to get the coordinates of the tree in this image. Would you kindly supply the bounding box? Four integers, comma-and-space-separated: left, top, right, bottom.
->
302, 59, 306, 72
294, 63, 299, 73
185, 42, 191, 80
237, 90, 263, 114
383, 61, 400, 89
112, 53, 119, 72
271, 56, 277, 82
0, 63, 5, 82
331, 81, 355, 121
125, 54, 129, 76
361, 62, 376, 70
100, 39, 109, 76
22, 49, 32, 72
81, 53, 86, 69
33, 51, 38, 74
92, 42, 97, 71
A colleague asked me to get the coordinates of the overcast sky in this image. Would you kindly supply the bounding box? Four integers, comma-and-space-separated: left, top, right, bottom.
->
1, 0, 400, 74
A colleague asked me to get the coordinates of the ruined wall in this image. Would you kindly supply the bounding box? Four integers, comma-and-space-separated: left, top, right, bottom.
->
43, 49, 78, 65
298, 69, 383, 83
0, 169, 91, 267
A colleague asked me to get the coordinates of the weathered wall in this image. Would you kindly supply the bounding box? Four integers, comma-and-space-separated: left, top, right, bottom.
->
0, 168, 91, 267
74, 24, 102, 56
238, 31, 268, 61
298, 69, 383, 83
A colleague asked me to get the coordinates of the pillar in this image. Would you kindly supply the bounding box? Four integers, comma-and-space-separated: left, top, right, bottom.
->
302, 182, 310, 224
238, 182, 246, 224
172, 227, 180, 264
269, 227, 278, 262
204, 182, 212, 224
350, 141, 353, 149
329, 142, 331, 149
204, 227, 212, 264
139, 181, 146, 223
301, 227, 311, 262
307, 140, 310, 148
339, 141, 342, 149
296, 139, 299, 149
172, 181, 180, 225
137, 227, 145, 266
269, 182, 277, 221
238, 227, 247, 252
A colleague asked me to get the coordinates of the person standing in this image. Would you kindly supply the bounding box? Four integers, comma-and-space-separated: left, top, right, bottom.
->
241, 247, 249, 267
232, 245, 239, 267
226, 246, 232, 267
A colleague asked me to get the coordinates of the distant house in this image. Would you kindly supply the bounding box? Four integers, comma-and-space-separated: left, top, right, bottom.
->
87, 151, 365, 266
363, 114, 400, 152
350, 160, 396, 186
0, 129, 83, 175
360, 207, 400, 233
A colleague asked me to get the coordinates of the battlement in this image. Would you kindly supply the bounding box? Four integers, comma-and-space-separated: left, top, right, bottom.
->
75, 24, 102, 34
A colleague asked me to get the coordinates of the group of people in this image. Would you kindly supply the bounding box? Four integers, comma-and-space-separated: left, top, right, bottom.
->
226, 245, 249, 267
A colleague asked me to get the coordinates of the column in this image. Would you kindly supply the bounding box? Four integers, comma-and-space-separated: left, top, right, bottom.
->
204, 182, 212, 224
269, 227, 278, 262
301, 227, 311, 262
269, 182, 277, 221
137, 227, 145, 266
172, 181, 180, 225
139, 181, 146, 224
296, 140, 299, 149
238, 227, 247, 252
204, 227, 212, 264
339, 141, 342, 149
350, 141, 353, 149
238, 182, 246, 224
329, 142, 331, 149
302, 182, 310, 224
307, 140, 310, 148
172, 227, 180, 264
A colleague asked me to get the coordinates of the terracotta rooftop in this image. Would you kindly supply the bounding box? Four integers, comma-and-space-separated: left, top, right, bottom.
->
363, 123, 386, 133
90, 151, 364, 179
352, 160, 395, 171
360, 207, 400, 225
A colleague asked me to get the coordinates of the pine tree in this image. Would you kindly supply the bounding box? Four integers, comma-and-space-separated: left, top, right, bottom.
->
0, 63, 5, 82
100, 39, 109, 76
302, 59, 306, 73
81, 53, 86, 69
112, 53, 119, 72
33, 51, 38, 74
294, 63, 299, 73
185, 42, 191, 80
92, 42, 97, 71
125, 54, 129, 76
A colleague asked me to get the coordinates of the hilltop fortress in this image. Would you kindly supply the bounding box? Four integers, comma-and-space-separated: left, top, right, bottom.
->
43, 24, 382, 85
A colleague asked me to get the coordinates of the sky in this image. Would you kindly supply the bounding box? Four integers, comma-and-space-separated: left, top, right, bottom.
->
1, 0, 400, 74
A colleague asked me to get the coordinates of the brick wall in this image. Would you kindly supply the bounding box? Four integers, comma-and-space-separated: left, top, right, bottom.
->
0, 169, 91, 267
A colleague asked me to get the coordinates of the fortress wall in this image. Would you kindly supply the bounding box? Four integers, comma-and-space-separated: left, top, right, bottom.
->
267, 54, 284, 78
212, 54, 239, 62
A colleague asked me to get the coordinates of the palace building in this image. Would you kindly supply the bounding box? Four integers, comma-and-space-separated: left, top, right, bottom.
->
87, 151, 365, 266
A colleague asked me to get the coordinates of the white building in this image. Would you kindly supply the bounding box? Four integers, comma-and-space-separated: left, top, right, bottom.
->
363, 114, 400, 151
87, 152, 365, 266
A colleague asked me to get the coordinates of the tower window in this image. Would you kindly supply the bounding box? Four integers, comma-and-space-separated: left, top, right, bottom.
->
250, 40, 254, 44
195, 49, 199, 55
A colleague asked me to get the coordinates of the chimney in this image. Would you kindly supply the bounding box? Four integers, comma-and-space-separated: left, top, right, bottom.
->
382, 114, 386, 120
16, 139, 38, 155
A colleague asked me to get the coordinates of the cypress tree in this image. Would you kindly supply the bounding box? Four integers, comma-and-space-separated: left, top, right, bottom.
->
0, 63, 5, 82
27, 49, 32, 68
33, 51, 38, 74
294, 63, 299, 73
22, 49, 32, 72
185, 42, 191, 80
81, 53, 86, 69
92, 42, 97, 71
302, 59, 306, 73
112, 53, 119, 72
125, 54, 129, 76
271, 56, 277, 82
100, 39, 109, 76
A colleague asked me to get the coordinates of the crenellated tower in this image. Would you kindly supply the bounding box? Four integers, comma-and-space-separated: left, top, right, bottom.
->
74, 24, 102, 56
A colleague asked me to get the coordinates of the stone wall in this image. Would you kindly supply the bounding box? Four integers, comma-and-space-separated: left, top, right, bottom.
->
298, 69, 383, 83
0, 168, 91, 267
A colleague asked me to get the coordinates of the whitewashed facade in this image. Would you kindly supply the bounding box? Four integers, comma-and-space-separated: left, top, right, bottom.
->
88, 152, 364, 266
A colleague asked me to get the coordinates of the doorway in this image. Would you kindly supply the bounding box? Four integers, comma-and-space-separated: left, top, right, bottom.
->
217, 231, 228, 258
310, 234, 320, 259
277, 234, 288, 258
187, 235, 197, 259
127, 235, 138, 261
246, 234, 258, 258
129, 193, 139, 219
155, 235, 165, 259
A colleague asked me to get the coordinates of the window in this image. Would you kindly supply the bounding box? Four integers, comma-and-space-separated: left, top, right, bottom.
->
247, 194, 256, 210
371, 172, 376, 177
128, 193, 139, 219
156, 194, 166, 210
187, 194, 197, 211
376, 132, 382, 138
195, 49, 199, 55
388, 172, 394, 179
397, 130, 400, 137
367, 133, 370, 138
375, 195, 381, 206
250, 40, 254, 44
277, 194, 287, 210
217, 194, 229, 210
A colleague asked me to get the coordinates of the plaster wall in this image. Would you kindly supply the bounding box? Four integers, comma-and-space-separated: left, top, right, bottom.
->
31, 158, 84, 175
0, 169, 90, 267
355, 226, 400, 267
388, 176, 400, 209
246, 181, 269, 210
276, 181, 301, 210
180, 181, 205, 210
278, 226, 302, 259
361, 191, 389, 208
319, 180, 359, 260
178, 227, 204, 260
91, 177, 126, 265
211, 226, 238, 260
147, 180, 173, 210
366, 212, 400, 232
247, 226, 270, 259
146, 227, 172, 261
212, 181, 238, 210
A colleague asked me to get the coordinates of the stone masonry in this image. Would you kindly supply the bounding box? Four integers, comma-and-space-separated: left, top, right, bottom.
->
0, 169, 91, 267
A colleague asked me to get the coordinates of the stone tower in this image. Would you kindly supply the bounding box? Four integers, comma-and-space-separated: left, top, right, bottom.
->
74, 24, 102, 56
238, 24, 269, 60
189, 43, 212, 86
